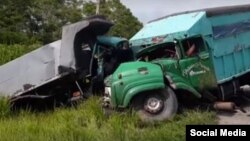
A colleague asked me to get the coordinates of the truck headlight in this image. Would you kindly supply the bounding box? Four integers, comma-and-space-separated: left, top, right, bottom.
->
103, 87, 112, 108
104, 87, 111, 97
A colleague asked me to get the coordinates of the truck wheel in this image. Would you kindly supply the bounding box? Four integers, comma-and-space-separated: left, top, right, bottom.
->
132, 88, 178, 122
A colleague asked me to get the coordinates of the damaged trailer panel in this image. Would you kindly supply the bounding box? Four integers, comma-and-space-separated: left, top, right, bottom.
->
0, 16, 113, 98
0, 40, 61, 97
60, 16, 113, 71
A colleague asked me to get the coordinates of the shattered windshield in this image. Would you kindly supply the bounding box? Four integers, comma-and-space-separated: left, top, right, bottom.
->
136, 42, 178, 61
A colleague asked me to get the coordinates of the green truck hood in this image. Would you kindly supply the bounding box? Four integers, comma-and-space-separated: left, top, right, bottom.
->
111, 61, 165, 107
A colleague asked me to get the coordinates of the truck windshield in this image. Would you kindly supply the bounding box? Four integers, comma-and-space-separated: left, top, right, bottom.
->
96, 40, 134, 76
137, 42, 177, 61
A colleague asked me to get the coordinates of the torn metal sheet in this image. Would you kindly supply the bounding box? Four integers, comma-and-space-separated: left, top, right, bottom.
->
60, 16, 113, 70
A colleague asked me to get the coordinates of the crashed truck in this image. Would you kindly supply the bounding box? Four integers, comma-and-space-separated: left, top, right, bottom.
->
0, 16, 134, 109
103, 4, 250, 121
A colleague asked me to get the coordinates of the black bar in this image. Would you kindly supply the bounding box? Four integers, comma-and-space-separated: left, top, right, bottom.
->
186, 125, 250, 141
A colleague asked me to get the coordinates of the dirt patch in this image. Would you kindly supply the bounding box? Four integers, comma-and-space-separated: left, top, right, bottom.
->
217, 104, 250, 125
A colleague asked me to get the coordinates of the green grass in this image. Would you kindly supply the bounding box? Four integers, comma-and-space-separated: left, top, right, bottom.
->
0, 98, 11, 119
0, 97, 217, 141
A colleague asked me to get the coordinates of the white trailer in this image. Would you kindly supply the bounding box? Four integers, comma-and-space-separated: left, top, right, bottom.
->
0, 16, 115, 109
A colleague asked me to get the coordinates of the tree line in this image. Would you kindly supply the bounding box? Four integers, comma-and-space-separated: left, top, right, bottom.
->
0, 0, 142, 45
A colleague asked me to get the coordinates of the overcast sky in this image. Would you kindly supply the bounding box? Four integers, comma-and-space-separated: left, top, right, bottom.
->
120, 0, 250, 24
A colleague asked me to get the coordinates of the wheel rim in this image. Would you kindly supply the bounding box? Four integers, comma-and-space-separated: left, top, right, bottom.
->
144, 96, 164, 114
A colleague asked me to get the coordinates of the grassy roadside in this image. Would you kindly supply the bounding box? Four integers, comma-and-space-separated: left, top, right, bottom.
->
0, 97, 217, 141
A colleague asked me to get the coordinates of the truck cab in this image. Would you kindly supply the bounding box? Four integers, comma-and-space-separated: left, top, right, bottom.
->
103, 35, 217, 122
85, 36, 134, 95
136, 36, 217, 93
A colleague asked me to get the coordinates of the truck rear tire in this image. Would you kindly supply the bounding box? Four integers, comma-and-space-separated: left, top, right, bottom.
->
132, 87, 178, 122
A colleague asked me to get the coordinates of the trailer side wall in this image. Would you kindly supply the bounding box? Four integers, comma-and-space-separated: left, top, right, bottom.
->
208, 11, 250, 83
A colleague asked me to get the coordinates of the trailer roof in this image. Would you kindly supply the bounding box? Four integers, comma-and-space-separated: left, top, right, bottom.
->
149, 4, 250, 23
130, 11, 210, 47
130, 4, 250, 47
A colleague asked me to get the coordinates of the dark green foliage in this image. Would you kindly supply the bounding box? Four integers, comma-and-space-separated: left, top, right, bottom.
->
83, 0, 143, 39
0, 0, 142, 44
0, 0, 32, 44
26, 0, 83, 44
0, 0, 83, 44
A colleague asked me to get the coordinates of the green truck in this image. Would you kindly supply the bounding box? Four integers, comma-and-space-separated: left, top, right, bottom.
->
103, 5, 250, 121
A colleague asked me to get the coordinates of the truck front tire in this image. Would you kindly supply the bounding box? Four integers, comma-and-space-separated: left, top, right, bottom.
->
132, 87, 178, 122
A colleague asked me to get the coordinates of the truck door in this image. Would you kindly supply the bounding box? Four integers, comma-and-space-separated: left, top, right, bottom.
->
179, 36, 217, 90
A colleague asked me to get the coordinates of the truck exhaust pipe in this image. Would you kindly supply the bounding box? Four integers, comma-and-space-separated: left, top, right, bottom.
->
213, 102, 236, 111
213, 102, 247, 113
